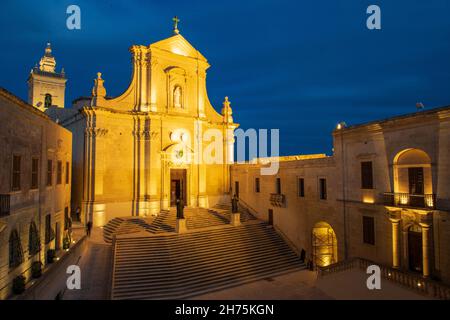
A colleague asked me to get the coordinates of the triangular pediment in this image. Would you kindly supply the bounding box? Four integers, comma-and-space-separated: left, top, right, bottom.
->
149, 34, 207, 62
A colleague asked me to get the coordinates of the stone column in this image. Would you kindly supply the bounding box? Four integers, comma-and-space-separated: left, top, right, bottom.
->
389, 210, 402, 269
390, 218, 401, 268
160, 154, 169, 210
419, 222, 431, 278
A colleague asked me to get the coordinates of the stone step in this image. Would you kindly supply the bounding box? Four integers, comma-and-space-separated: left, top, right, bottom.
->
111, 222, 303, 300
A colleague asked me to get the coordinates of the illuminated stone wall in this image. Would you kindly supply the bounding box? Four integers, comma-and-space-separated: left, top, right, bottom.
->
58, 33, 237, 226
232, 106, 450, 283
0, 89, 72, 299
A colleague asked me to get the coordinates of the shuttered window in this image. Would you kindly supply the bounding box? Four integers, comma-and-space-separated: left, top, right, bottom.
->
47, 160, 52, 186
363, 216, 375, 245
361, 161, 374, 189
66, 162, 70, 184
276, 178, 281, 194
298, 178, 305, 197
319, 178, 327, 200
31, 158, 39, 189
57, 161, 62, 185
12, 155, 21, 191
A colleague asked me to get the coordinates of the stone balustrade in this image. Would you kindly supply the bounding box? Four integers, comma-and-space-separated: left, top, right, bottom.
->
318, 257, 450, 300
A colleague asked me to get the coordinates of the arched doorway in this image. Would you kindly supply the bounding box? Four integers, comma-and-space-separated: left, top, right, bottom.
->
408, 224, 423, 273
312, 222, 337, 267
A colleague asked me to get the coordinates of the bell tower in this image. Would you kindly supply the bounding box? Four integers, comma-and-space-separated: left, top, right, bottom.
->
27, 43, 67, 112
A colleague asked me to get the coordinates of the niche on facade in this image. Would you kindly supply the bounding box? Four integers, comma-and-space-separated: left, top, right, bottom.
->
165, 67, 187, 111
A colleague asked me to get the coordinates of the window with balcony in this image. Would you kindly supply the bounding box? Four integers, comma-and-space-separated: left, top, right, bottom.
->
385, 148, 435, 209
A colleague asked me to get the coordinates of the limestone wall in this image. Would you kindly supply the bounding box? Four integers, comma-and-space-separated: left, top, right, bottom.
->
0, 89, 72, 299
232, 106, 450, 283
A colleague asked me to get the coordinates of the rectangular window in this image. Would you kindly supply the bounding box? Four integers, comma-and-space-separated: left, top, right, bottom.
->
57, 161, 62, 185
319, 178, 327, 200
31, 158, 39, 189
47, 160, 52, 186
255, 178, 260, 193
45, 214, 52, 244
276, 178, 281, 194
298, 178, 305, 197
363, 216, 375, 245
12, 155, 21, 191
65, 162, 70, 184
361, 161, 374, 189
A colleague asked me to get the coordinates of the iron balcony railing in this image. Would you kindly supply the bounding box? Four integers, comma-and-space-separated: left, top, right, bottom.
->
383, 192, 436, 209
0, 194, 11, 216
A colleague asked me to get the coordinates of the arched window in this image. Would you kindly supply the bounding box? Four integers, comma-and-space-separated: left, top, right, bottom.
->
29, 221, 40, 256
173, 86, 182, 108
9, 229, 24, 268
44, 93, 52, 108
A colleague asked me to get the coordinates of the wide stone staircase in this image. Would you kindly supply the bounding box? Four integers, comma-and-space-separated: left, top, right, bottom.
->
111, 222, 305, 300
103, 207, 256, 243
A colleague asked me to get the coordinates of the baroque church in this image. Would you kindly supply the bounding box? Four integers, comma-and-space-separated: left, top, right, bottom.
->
29, 23, 238, 226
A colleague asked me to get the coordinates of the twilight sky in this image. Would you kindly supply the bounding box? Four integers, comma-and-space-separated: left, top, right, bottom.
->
1, 0, 450, 155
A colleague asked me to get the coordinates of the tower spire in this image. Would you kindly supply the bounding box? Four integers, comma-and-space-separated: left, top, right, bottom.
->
39, 42, 56, 73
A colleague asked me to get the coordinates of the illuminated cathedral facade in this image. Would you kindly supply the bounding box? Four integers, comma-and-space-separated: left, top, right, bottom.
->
30, 28, 237, 226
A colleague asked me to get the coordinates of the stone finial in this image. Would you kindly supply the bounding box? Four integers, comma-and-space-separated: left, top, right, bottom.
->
221, 96, 233, 123
91, 72, 107, 106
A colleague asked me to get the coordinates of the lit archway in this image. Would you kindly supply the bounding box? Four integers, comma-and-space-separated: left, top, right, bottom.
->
392, 148, 434, 208
312, 222, 337, 267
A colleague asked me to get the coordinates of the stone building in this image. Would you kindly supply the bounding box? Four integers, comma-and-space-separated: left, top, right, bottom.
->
0, 88, 72, 299
231, 106, 450, 284
50, 28, 237, 226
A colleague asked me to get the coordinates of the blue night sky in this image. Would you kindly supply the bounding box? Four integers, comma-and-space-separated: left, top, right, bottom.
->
1, 0, 450, 156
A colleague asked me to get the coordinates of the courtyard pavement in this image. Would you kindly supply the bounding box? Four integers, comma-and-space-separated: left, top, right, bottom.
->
192, 268, 432, 300
63, 226, 112, 300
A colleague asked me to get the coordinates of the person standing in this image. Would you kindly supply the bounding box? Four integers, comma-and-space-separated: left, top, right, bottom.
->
86, 221, 92, 237
176, 198, 184, 219
231, 194, 239, 213
75, 207, 81, 222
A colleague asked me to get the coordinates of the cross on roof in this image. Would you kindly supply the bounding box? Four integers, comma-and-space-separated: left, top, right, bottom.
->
173, 16, 180, 34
